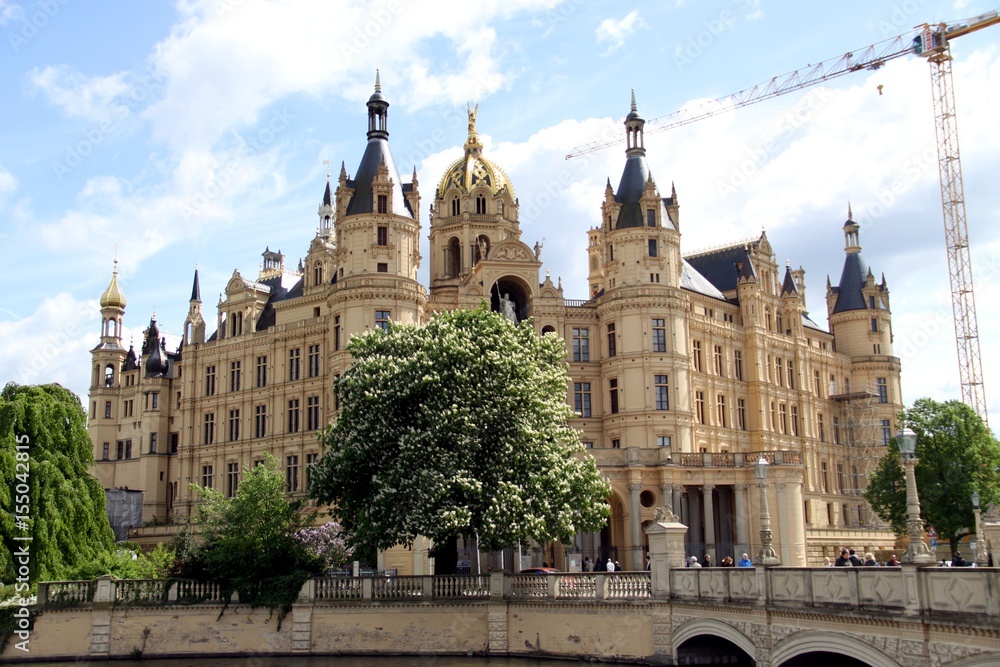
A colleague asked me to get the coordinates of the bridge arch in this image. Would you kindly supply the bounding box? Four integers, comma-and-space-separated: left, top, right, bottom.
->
772, 630, 901, 667
672, 617, 756, 663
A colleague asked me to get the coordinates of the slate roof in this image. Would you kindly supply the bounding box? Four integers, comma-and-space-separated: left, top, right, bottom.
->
685, 241, 758, 294
681, 259, 727, 300
831, 252, 869, 314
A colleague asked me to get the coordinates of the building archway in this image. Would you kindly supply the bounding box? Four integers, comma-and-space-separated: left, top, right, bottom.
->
672, 618, 756, 665
772, 630, 902, 667
489, 276, 531, 323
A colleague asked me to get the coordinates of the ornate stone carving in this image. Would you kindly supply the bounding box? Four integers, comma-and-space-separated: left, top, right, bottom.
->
654, 505, 680, 523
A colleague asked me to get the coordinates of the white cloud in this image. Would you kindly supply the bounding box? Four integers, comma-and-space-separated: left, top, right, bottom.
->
0, 294, 99, 401
0, 165, 17, 204
28, 65, 131, 121
0, 0, 21, 26
595, 9, 645, 55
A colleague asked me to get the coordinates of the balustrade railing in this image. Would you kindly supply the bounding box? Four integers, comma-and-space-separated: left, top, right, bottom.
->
115, 579, 167, 605
39, 580, 95, 607
433, 575, 490, 599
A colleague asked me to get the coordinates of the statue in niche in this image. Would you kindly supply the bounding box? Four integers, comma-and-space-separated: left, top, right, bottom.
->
500, 293, 517, 323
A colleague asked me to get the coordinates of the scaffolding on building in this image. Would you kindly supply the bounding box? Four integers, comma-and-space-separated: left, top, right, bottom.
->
831, 385, 882, 528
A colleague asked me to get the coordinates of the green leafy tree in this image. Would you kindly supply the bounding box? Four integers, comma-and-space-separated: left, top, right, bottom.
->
0, 383, 116, 584
310, 306, 611, 569
190, 454, 322, 609
866, 398, 1000, 554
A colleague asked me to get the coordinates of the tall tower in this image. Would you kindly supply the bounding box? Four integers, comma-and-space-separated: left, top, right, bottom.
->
90, 259, 128, 460
183, 269, 206, 345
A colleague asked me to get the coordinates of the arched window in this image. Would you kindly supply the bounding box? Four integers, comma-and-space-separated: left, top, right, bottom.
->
765, 307, 772, 330
451, 198, 460, 216
313, 262, 323, 286
447, 237, 461, 278
541, 325, 556, 335
475, 194, 487, 215
776, 310, 784, 333
236, 311, 243, 336
473, 235, 490, 264
105, 364, 115, 387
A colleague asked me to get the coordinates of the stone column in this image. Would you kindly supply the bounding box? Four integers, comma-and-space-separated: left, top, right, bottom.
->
776, 482, 789, 565
629, 483, 643, 570
784, 479, 807, 566
672, 485, 683, 518
645, 507, 689, 597
734, 483, 748, 553
703, 483, 716, 562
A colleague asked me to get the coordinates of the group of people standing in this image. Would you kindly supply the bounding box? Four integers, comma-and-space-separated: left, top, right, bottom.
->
581, 556, 621, 572
685, 553, 754, 568
828, 548, 898, 566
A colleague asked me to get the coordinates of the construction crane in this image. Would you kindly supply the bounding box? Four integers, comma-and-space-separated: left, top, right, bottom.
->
567, 11, 999, 425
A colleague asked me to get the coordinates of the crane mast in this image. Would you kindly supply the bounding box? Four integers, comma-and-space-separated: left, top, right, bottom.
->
566, 11, 999, 425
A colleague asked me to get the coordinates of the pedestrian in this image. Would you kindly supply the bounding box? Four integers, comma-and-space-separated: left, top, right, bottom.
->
582, 556, 591, 572
721, 556, 734, 567
614, 560, 622, 571
645, 554, 651, 571
835, 548, 853, 566
688, 556, 702, 568
848, 549, 863, 567
737, 553, 753, 568
822, 557, 832, 567
702, 554, 712, 567
952, 551, 968, 567
606, 557, 615, 572
886, 554, 899, 566
863, 552, 878, 566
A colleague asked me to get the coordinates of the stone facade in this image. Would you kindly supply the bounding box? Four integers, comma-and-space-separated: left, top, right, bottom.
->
87, 79, 903, 571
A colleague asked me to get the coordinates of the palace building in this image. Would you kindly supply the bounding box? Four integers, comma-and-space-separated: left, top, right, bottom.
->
88, 76, 902, 571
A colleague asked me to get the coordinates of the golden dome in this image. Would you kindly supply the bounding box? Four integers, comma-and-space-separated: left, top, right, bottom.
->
100, 262, 127, 309
436, 105, 515, 200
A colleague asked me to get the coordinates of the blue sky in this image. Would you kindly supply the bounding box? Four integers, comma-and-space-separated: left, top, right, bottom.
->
2, 0, 999, 421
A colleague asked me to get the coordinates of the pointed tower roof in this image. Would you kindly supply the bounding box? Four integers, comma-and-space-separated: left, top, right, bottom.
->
100, 259, 127, 309
737, 249, 758, 284
781, 262, 799, 297
345, 71, 412, 218
832, 205, 870, 313
190, 268, 201, 302
614, 89, 653, 229
322, 173, 333, 207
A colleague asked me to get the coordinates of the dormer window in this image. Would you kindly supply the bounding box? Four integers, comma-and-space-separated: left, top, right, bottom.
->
377, 194, 387, 214
646, 209, 656, 227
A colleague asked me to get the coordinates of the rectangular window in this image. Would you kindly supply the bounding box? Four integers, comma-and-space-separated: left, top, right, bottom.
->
871, 317, 878, 332
837, 464, 845, 493
306, 452, 319, 489
654, 375, 669, 410
611, 438, 621, 449
102, 442, 110, 460
657, 435, 671, 448
256, 356, 268, 388
201, 465, 214, 489
787, 360, 795, 389
882, 419, 892, 446
714, 345, 724, 376
151, 392, 159, 410
289, 348, 301, 381
652, 319, 666, 353
716, 394, 727, 427
105, 401, 112, 419
288, 399, 300, 433
737, 398, 747, 430
818, 413, 825, 442
124, 439, 132, 459
734, 351, 743, 381
334, 374, 341, 411
149, 432, 157, 454
307, 395, 321, 431
226, 462, 239, 498
230, 361, 241, 392
377, 224, 388, 244
334, 316, 342, 351
116, 440, 124, 460
779, 404, 788, 434
170, 433, 179, 454
646, 209, 656, 227
877, 377, 888, 403
228, 409, 240, 441
775, 357, 783, 387
609, 378, 619, 414
607, 323, 616, 357
791, 405, 799, 436
648, 239, 658, 257
574, 382, 592, 417
205, 365, 216, 396
821, 462, 829, 493
833, 416, 841, 444
204, 413, 215, 445
377, 196, 388, 215
583, 441, 594, 449
693, 340, 702, 372
286, 455, 300, 492
814, 370, 822, 396
377, 262, 388, 272
695, 391, 705, 424
376, 310, 391, 331
572, 327, 590, 362
770, 401, 776, 429
255, 405, 267, 439
308, 344, 321, 378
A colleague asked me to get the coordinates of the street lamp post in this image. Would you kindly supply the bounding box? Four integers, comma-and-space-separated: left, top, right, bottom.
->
755, 456, 780, 566
972, 490, 988, 566
897, 427, 936, 565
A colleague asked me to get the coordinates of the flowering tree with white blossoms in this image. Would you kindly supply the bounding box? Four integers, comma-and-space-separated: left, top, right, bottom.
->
294, 522, 353, 571
309, 306, 611, 566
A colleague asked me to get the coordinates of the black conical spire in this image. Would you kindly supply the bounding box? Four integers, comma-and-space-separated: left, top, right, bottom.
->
190, 268, 201, 302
